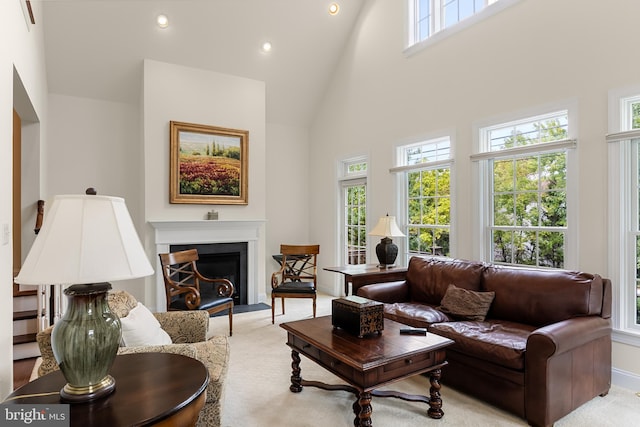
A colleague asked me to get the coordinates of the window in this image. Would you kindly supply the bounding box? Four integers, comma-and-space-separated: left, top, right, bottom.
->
607, 90, 640, 337
340, 158, 367, 265
409, 0, 498, 45
475, 110, 576, 268
395, 137, 452, 257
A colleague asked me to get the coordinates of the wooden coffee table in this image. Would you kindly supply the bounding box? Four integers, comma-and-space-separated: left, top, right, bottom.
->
280, 316, 454, 426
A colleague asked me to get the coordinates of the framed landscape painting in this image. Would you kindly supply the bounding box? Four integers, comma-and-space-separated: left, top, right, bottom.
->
170, 121, 248, 205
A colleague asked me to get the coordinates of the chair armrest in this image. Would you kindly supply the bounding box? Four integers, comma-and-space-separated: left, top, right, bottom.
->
356, 281, 409, 303
35, 326, 58, 377
198, 274, 235, 297
154, 310, 209, 343
116, 343, 198, 359
271, 265, 286, 289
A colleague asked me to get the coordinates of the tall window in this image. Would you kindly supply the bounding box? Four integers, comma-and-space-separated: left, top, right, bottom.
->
409, 0, 499, 45
395, 137, 452, 257
340, 159, 367, 265
607, 90, 640, 336
475, 110, 575, 268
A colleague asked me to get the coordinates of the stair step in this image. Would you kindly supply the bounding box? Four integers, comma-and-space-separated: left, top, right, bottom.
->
13, 333, 37, 345
13, 310, 39, 321
13, 342, 40, 361
13, 288, 37, 297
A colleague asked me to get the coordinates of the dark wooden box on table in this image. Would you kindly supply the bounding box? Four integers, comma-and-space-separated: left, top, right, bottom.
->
331, 295, 384, 338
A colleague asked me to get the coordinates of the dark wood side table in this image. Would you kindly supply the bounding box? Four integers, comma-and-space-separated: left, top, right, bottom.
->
3, 353, 209, 427
281, 316, 454, 426
324, 264, 407, 296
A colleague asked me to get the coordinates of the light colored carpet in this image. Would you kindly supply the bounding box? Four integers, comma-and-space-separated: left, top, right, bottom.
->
208, 294, 639, 427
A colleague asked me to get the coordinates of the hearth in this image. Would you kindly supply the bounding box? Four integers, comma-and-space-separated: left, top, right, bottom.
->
171, 242, 247, 305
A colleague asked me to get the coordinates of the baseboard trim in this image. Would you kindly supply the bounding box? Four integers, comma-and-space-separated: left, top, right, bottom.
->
612, 367, 640, 391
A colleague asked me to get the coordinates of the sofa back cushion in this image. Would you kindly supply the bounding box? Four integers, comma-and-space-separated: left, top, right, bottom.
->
406, 256, 484, 305
482, 265, 604, 326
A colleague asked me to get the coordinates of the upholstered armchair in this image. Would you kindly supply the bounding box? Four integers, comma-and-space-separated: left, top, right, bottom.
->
36, 290, 229, 427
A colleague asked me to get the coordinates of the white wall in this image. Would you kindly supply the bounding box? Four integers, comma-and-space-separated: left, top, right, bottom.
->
310, 1, 640, 383
142, 60, 267, 308
265, 122, 311, 272
46, 94, 145, 301
0, 0, 48, 399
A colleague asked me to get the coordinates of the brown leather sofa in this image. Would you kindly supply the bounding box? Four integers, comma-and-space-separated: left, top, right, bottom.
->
357, 256, 611, 427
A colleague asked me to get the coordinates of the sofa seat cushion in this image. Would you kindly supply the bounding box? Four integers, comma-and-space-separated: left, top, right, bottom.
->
384, 302, 451, 328
430, 320, 536, 370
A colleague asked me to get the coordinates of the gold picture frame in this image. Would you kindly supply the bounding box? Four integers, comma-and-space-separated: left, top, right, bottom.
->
170, 121, 248, 205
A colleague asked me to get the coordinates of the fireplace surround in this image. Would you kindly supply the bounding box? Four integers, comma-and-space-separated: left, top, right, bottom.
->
149, 220, 266, 310
170, 242, 247, 305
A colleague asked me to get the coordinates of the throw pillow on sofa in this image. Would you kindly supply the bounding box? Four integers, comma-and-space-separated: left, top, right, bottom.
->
438, 284, 495, 321
120, 302, 173, 346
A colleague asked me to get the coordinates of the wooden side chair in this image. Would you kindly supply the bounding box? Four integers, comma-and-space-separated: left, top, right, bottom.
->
271, 244, 320, 324
159, 249, 234, 336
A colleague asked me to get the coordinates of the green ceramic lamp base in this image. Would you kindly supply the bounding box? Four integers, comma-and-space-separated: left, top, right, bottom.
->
52, 282, 121, 403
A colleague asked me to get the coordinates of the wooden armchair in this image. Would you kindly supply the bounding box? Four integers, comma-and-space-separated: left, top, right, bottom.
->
159, 249, 234, 336
271, 244, 320, 324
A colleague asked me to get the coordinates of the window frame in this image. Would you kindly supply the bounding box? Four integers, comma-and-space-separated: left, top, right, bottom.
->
472, 105, 578, 269
405, 0, 522, 56
607, 86, 640, 343
394, 135, 455, 261
338, 156, 369, 266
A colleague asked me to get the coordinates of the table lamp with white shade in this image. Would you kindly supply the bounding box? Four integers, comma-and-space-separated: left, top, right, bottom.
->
368, 214, 405, 267
14, 189, 153, 402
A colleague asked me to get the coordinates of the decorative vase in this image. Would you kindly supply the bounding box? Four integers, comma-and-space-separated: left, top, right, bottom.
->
51, 282, 121, 402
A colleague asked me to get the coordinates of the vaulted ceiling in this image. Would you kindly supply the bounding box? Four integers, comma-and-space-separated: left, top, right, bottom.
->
41, 1, 365, 127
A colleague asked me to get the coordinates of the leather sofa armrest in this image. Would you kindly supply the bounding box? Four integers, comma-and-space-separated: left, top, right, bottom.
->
356, 280, 409, 303
527, 316, 611, 359
525, 316, 611, 427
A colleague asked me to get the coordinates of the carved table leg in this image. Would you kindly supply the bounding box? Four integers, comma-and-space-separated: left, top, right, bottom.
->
427, 368, 444, 419
352, 398, 361, 426
289, 350, 302, 393
357, 391, 373, 427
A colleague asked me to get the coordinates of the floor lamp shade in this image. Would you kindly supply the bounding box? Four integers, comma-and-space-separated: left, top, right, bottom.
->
14, 193, 153, 402
368, 215, 405, 267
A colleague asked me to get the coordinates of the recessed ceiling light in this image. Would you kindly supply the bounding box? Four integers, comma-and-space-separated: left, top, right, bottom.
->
329, 3, 340, 15
157, 14, 169, 29
261, 41, 272, 53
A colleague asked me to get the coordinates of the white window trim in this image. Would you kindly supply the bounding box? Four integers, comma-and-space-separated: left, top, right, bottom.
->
394, 133, 456, 261
472, 103, 578, 268
340, 177, 368, 265
607, 85, 640, 345
337, 155, 370, 268
404, 0, 523, 57
339, 156, 368, 181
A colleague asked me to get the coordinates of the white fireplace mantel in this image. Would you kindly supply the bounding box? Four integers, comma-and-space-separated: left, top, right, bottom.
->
149, 220, 267, 308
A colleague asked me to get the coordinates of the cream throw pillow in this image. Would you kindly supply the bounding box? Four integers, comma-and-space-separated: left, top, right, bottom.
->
120, 302, 172, 346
